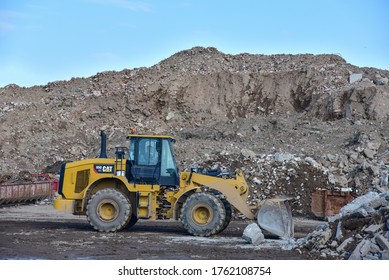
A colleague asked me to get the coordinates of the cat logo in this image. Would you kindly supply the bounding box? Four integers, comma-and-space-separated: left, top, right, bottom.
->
94, 164, 114, 174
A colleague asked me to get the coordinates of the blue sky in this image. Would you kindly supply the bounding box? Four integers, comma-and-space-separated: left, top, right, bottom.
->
0, 0, 388, 87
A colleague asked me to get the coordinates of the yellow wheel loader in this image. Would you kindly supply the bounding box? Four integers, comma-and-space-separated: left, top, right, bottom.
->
54, 131, 293, 238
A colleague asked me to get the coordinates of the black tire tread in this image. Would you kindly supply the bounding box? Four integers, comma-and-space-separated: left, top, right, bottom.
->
217, 198, 232, 234
86, 188, 131, 232
180, 192, 226, 237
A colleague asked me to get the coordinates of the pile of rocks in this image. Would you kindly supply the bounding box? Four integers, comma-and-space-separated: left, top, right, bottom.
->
1, 47, 389, 176
195, 144, 387, 217
297, 191, 389, 260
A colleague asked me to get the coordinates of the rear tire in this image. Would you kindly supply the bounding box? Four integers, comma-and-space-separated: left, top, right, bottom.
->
86, 188, 131, 232
180, 192, 226, 237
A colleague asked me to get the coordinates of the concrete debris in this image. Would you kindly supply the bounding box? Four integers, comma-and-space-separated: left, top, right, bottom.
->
336, 237, 354, 252
338, 191, 380, 218
374, 77, 389, 85
348, 239, 367, 260
364, 224, 383, 234
375, 234, 389, 250
252, 177, 262, 185
332, 174, 348, 187
298, 191, 389, 259
335, 221, 343, 240
349, 73, 363, 84
242, 223, 265, 245
381, 171, 388, 188
241, 149, 256, 160
274, 152, 294, 162
363, 148, 375, 160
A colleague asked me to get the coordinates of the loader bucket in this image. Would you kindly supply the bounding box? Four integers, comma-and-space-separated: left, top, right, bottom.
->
256, 197, 294, 239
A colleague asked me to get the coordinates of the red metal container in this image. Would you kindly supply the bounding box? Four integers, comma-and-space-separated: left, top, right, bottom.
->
311, 189, 356, 219
0, 181, 53, 205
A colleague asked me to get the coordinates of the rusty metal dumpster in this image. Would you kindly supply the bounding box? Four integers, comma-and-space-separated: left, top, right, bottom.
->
0, 181, 54, 205
311, 189, 356, 219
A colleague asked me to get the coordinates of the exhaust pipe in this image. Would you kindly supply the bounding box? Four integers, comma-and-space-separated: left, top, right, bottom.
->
99, 131, 107, 158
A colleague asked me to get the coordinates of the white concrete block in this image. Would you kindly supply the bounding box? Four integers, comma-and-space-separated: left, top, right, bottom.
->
349, 73, 363, 84
243, 223, 265, 245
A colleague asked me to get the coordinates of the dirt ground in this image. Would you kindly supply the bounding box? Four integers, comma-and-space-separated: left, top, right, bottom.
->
0, 203, 325, 260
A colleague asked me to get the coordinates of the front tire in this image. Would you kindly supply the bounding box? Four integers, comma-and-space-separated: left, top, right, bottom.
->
86, 188, 131, 232
180, 192, 226, 237
217, 198, 232, 234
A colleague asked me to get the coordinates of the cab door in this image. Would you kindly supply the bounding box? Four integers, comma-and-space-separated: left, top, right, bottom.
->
127, 137, 179, 187
159, 138, 179, 186
128, 137, 160, 184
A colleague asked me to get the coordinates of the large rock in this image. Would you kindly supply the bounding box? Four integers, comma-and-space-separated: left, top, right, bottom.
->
274, 152, 294, 162
241, 149, 256, 160
374, 77, 389, 85
363, 148, 375, 159
332, 174, 348, 187
242, 223, 265, 245
349, 73, 363, 84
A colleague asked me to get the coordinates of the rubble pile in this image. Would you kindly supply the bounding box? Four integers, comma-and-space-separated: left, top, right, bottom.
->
297, 191, 389, 260
195, 145, 388, 216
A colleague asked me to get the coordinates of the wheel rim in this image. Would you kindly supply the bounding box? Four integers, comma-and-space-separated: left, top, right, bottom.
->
192, 204, 213, 225
97, 199, 119, 222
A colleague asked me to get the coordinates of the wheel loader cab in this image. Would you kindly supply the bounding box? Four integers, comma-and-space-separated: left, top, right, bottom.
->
126, 135, 179, 187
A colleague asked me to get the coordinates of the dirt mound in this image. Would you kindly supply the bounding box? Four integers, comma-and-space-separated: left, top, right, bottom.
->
1, 47, 389, 216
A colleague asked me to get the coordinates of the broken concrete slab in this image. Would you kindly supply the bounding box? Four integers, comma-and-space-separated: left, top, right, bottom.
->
242, 223, 265, 245
335, 221, 343, 240
339, 192, 380, 217
359, 239, 373, 257
349, 73, 363, 84
368, 196, 388, 209
375, 234, 389, 250
364, 224, 384, 234
336, 237, 354, 252
348, 239, 366, 260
